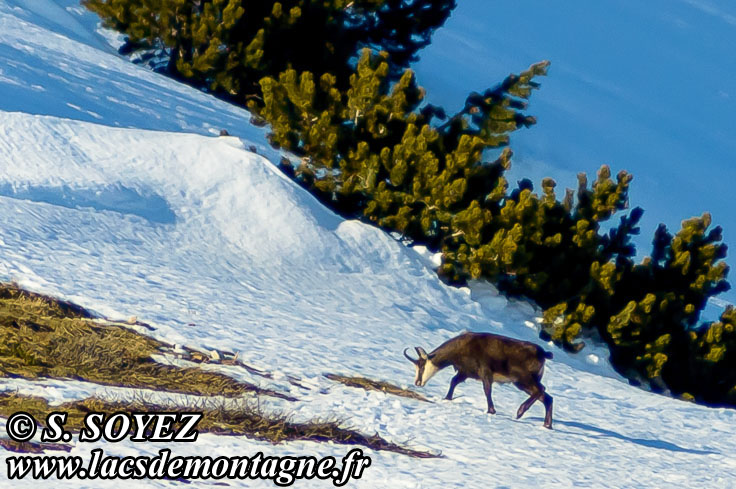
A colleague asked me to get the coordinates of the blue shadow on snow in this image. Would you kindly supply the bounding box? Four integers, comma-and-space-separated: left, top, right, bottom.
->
0, 183, 176, 224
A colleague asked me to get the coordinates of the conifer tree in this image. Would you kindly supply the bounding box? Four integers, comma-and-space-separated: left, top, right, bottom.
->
544, 212, 730, 394
257, 50, 549, 249
444, 164, 636, 304
685, 306, 736, 404
84, 0, 458, 104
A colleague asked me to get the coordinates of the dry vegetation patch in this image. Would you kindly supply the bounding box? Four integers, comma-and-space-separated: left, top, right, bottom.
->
0, 283, 287, 399
325, 374, 430, 402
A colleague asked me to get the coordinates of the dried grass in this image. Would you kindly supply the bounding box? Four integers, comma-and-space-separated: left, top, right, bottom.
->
325, 373, 430, 402
0, 283, 284, 399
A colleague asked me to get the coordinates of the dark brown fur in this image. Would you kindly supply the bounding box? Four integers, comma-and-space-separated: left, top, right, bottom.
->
405, 332, 554, 428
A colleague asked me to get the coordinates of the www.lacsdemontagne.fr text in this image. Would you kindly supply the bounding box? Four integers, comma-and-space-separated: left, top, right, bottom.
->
6, 447, 371, 486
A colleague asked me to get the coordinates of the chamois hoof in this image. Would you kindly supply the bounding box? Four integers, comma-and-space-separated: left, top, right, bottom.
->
487, 407, 496, 414
543, 423, 553, 430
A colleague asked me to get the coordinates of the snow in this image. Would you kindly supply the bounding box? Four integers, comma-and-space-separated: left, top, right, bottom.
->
0, 2, 735, 488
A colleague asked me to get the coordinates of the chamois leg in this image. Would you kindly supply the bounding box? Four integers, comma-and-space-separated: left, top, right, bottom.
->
514, 379, 542, 418
482, 377, 496, 414
515, 389, 541, 420
541, 391, 553, 429
532, 375, 554, 429
445, 373, 467, 401
514, 377, 553, 429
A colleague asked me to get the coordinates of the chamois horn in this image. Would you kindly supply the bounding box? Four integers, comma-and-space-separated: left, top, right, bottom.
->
403, 348, 418, 364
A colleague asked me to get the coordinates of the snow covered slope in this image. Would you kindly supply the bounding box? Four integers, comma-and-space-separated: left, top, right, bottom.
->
1, 2, 736, 488
0, 0, 275, 156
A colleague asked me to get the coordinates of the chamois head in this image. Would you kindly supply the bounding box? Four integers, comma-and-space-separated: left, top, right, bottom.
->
403, 347, 440, 387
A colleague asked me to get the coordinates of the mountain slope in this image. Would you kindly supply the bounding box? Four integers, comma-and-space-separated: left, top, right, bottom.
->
0, 2, 735, 488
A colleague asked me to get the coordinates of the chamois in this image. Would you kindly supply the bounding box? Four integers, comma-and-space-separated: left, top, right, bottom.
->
404, 332, 554, 428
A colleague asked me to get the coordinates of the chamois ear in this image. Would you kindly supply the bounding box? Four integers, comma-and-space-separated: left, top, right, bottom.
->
415, 347, 429, 359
